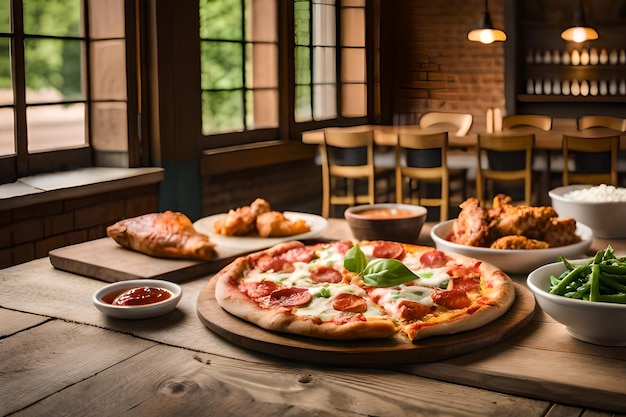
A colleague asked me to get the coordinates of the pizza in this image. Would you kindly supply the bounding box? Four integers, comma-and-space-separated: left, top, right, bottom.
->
214, 239, 516, 341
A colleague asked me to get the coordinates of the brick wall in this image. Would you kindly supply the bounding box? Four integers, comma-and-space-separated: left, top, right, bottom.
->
382, 0, 506, 131
201, 159, 322, 217
0, 184, 159, 269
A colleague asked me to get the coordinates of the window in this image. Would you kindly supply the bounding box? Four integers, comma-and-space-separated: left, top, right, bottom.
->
199, 0, 279, 137
294, 0, 367, 123
0, 0, 137, 185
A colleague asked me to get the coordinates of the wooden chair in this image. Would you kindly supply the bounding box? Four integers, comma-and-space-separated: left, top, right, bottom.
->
562, 134, 619, 186
419, 112, 473, 137
395, 131, 466, 221
475, 133, 535, 206
502, 114, 553, 131
320, 127, 392, 218
578, 115, 626, 132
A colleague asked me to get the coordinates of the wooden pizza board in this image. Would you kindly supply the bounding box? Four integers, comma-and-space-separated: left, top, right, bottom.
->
197, 279, 536, 366
49, 238, 249, 283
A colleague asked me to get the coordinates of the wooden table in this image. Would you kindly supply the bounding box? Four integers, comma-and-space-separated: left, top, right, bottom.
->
2, 220, 625, 416
302, 125, 626, 150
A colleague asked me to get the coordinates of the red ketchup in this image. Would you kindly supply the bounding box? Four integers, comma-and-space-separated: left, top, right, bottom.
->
107, 287, 172, 306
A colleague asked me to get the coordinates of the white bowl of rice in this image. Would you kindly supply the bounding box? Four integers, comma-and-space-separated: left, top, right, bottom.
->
549, 184, 626, 238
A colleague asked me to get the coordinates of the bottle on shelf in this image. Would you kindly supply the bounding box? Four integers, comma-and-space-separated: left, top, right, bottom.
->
599, 80, 608, 96
543, 79, 552, 95
562, 80, 571, 95
562, 50, 571, 65
620, 80, 626, 96
526, 79, 534, 94
552, 49, 560, 65
600, 48, 609, 64
571, 79, 580, 96
581, 49, 589, 65
543, 50, 552, 64
609, 50, 618, 65
590, 48, 599, 65
534, 79, 543, 95
589, 80, 598, 96
571, 49, 580, 65
620, 50, 626, 65
552, 79, 561, 95
580, 80, 589, 96
609, 79, 618, 95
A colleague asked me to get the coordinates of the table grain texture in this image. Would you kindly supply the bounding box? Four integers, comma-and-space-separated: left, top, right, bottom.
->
1, 219, 625, 417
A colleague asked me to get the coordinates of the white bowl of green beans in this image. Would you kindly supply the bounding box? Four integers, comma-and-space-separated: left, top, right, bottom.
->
527, 245, 626, 346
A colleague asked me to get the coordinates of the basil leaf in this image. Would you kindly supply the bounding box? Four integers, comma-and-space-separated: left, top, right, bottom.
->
361, 258, 419, 288
344, 244, 367, 274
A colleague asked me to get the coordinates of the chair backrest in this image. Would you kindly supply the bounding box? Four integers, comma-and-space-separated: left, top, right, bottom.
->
577, 116, 626, 132
502, 114, 552, 131
419, 112, 473, 137
395, 131, 451, 220
562, 134, 619, 186
319, 127, 377, 218
476, 133, 535, 206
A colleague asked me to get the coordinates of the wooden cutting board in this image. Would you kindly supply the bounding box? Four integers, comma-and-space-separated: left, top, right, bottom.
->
49, 238, 248, 282
197, 280, 536, 366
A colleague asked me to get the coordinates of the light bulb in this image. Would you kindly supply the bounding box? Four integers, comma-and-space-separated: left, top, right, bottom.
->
572, 28, 588, 43
480, 30, 495, 44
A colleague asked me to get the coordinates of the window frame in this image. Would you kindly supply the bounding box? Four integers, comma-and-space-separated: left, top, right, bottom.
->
0, 0, 142, 185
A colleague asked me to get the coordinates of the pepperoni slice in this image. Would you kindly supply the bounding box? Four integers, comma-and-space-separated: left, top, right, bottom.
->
282, 247, 317, 264
397, 300, 431, 321
332, 293, 368, 313
332, 240, 354, 255
239, 281, 278, 299
268, 287, 312, 308
310, 266, 342, 283
450, 277, 481, 293
419, 250, 449, 268
372, 241, 405, 259
431, 289, 471, 309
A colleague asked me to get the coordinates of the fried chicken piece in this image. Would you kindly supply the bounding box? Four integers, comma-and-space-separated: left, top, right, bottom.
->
255, 211, 311, 237
107, 211, 216, 261
213, 198, 271, 236
449, 198, 491, 247
543, 217, 581, 247
488, 195, 559, 242
490, 235, 549, 250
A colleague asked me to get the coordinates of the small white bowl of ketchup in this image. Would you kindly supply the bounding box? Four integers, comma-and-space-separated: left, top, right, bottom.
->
93, 279, 183, 319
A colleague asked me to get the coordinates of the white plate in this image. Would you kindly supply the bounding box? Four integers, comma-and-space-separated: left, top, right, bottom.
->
193, 211, 328, 251
430, 219, 593, 275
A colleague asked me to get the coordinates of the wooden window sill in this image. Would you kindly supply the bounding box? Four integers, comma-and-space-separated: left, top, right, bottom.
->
0, 167, 165, 210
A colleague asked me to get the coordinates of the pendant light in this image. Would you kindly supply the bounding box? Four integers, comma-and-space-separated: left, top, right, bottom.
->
561, 0, 598, 43
467, 0, 506, 44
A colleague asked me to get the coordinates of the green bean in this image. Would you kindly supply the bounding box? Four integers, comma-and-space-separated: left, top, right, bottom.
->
597, 293, 626, 304
549, 264, 590, 295
601, 276, 626, 293
589, 264, 600, 302
548, 246, 626, 304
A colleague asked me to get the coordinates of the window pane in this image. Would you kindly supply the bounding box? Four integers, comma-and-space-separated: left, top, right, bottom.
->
90, 39, 127, 101
341, 83, 366, 117
341, 7, 364, 47
294, 0, 310, 46
295, 46, 311, 85
91, 102, 127, 151
24, 38, 84, 103
27, 103, 86, 152
246, 89, 278, 128
0, 107, 15, 155
0, 37, 12, 105
88, 0, 125, 39
23, 0, 83, 37
312, 3, 335, 46
201, 41, 243, 90
200, 0, 242, 40
313, 84, 336, 120
202, 90, 244, 134
246, 43, 277, 88
0, 0, 10, 32
295, 85, 311, 122
313, 46, 335, 84
248, 0, 277, 42
341, 48, 365, 82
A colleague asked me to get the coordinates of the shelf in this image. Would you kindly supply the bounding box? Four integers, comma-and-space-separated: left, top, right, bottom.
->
517, 94, 626, 103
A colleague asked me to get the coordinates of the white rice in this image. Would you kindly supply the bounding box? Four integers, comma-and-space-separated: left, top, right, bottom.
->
563, 184, 626, 202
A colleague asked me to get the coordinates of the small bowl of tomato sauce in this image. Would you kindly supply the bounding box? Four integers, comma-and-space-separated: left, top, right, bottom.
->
93, 279, 183, 319
344, 203, 428, 243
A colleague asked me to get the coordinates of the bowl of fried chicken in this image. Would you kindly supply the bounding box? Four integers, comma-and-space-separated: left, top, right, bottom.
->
430, 195, 593, 275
